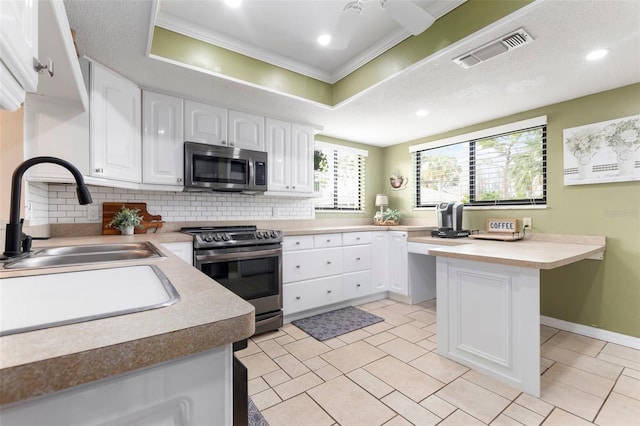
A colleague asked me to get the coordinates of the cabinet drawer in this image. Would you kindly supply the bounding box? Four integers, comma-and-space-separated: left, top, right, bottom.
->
342, 245, 372, 273
283, 247, 342, 283
283, 235, 314, 251
284, 276, 342, 315
313, 234, 342, 248
342, 232, 372, 246
342, 271, 372, 301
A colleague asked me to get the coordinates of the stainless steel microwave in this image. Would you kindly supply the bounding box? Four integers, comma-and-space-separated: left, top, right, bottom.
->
184, 142, 268, 193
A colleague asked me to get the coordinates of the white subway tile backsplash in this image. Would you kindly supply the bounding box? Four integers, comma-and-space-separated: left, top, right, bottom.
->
31, 183, 314, 224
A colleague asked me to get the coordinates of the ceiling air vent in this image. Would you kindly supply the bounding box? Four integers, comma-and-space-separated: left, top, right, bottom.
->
453, 28, 533, 69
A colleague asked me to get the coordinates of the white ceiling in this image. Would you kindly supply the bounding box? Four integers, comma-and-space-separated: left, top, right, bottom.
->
155, 0, 465, 83
63, 0, 640, 147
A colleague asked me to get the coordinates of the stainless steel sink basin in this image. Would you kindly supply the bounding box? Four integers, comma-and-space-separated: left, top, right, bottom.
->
3, 242, 164, 270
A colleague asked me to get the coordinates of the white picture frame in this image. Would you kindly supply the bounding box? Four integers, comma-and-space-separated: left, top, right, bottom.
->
563, 114, 640, 185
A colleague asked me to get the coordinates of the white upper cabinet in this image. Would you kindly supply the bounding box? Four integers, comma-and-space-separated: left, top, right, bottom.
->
142, 91, 184, 185
228, 110, 265, 151
184, 100, 227, 146
290, 124, 314, 193
266, 118, 291, 192
266, 119, 314, 194
0, 0, 38, 110
90, 62, 141, 183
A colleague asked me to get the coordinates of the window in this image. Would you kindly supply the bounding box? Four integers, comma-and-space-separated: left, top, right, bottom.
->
412, 117, 546, 207
314, 142, 367, 211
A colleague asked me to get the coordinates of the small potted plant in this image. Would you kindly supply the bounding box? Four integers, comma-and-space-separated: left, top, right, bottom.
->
106, 206, 143, 235
381, 208, 401, 226
314, 150, 328, 191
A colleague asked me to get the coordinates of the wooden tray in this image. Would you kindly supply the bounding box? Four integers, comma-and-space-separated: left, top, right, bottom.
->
102, 202, 163, 235
468, 233, 523, 242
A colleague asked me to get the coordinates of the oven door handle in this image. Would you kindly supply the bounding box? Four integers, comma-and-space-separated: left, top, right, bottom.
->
195, 248, 282, 262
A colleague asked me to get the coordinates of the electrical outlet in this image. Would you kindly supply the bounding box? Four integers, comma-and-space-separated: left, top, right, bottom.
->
87, 204, 100, 221
523, 217, 532, 229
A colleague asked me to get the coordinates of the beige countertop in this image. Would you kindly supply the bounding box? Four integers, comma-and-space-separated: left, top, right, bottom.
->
408, 234, 606, 269
282, 225, 432, 236
0, 232, 254, 406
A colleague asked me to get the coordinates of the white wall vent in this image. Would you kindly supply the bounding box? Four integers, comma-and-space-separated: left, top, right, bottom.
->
453, 28, 533, 69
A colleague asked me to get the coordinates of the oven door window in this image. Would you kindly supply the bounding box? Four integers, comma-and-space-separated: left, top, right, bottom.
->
193, 155, 248, 184
201, 256, 278, 300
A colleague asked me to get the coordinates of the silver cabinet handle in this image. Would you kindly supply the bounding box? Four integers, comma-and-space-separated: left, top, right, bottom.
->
327, 290, 332, 294
357, 283, 361, 287
326, 261, 331, 264
95, 168, 103, 173
295, 241, 300, 245
356, 257, 361, 261
292, 186, 296, 189
222, 140, 227, 145
286, 185, 290, 189
296, 296, 301, 300
229, 141, 235, 147
177, 177, 183, 183
296, 265, 301, 269
34, 57, 54, 77
356, 237, 360, 240
326, 239, 331, 243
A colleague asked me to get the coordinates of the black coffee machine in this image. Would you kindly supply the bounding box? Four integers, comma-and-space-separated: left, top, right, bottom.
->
431, 201, 470, 238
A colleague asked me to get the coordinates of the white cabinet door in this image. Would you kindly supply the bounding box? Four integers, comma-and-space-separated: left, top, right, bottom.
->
283, 247, 342, 283
266, 118, 290, 192
184, 100, 227, 146
142, 91, 184, 185
161, 242, 193, 266
371, 232, 389, 292
0, 0, 38, 110
290, 124, 314, 193
342, 270, 372, 300
284, 276, 342, 315
228, 110, 264, 151
343, 245, 372, 273
388, 231, 408, 295
90, 63, 141, 183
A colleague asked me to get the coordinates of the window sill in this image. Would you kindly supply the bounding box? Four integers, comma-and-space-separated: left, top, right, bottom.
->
413, 204, 547, 211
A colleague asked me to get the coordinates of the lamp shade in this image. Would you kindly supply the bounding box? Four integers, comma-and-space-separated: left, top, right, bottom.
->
375, 194, 389, 207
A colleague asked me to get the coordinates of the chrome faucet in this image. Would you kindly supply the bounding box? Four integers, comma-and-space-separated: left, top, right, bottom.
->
3, 157, 92, 258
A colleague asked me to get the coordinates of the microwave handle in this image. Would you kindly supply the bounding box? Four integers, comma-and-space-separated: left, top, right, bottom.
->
248, 157, 254, 186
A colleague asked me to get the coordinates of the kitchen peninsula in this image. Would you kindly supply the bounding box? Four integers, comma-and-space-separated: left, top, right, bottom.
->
0, 233, 254, 424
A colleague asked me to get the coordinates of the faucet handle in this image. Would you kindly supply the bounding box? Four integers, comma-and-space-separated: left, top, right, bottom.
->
21, 234, 32, 253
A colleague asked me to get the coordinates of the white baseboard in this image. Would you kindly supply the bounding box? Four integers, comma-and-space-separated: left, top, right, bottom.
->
540, 315, 640, 350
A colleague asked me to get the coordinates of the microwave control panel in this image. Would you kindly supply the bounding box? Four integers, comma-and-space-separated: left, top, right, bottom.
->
255, 161, 266, 186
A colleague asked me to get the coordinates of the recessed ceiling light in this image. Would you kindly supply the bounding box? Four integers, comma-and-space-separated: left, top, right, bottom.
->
224, 0, 242, 8
317, 34, 331, 46
416, 109, 429, 117
586, 49, 608, 61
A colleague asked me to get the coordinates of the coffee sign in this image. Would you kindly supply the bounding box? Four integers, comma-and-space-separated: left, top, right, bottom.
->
487, 218, 518, 233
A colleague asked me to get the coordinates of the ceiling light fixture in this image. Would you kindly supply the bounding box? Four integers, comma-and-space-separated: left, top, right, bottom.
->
317, 34, 331, 46
224, 0, 242, 8
586, 49, 608, 61
416, 109, 429, 117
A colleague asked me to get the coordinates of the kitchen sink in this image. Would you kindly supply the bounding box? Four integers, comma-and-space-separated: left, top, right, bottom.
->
0, 265, 180, 336
2, 242, 164, 270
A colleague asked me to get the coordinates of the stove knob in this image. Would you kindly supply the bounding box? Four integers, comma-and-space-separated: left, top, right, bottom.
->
256, 231, 264, 239
222, 233, 231, 241
213, 233, 222, 242
270, 231, 278, 238
203, 233, 214, 242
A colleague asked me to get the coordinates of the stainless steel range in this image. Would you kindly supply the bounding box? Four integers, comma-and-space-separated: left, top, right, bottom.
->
181, 225, 283, 335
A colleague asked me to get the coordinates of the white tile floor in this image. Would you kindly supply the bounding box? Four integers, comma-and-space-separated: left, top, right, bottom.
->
238, 299, 640, 425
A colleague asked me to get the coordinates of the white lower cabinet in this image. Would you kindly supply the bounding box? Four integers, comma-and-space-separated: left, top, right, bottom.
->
284, 276, 342, 315
283, 232, 378, 317
388, 231, 408, 296
0, 346, 233, 425
161, 241, 193, 266
283, 247, 342, 283
372, 232, 389, 292
342, 270, 372, 300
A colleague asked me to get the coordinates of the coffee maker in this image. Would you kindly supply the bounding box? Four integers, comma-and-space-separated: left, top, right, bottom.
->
431, 201, 470, 238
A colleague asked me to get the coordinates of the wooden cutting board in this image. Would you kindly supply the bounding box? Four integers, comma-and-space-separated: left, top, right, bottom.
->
102, 202, 163, 235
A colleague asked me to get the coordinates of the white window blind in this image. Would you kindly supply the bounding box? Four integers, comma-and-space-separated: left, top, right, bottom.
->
412, 118, 546, 207
314, 142, 367, 211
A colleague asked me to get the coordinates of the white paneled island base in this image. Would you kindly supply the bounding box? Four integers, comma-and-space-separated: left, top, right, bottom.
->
410, 233, 606, 397
436, 257, 541, 395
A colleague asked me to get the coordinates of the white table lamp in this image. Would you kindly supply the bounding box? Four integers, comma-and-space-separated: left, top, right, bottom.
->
375, 194, 388, 219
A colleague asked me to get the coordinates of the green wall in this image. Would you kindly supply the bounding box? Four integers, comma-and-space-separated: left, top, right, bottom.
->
314, 135, 384, 220
383, 83, 640, 338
